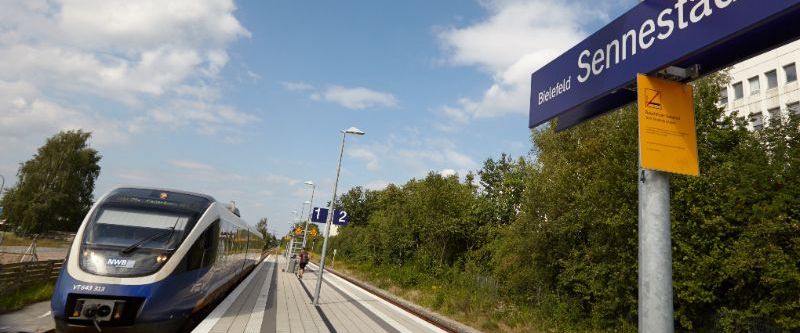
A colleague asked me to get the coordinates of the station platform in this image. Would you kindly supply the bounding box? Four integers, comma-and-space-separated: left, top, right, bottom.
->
192, 255, 452, 333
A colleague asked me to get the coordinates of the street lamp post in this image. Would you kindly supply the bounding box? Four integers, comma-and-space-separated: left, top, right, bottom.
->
285, 213, 296, 260
0, 174, 5, 198
313, 127, 364, 306
297, 201, 309, 227
302, 181, 316, 248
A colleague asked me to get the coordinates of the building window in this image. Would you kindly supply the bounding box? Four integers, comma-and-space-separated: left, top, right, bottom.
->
786, 63, 798, 83
788, 102, 800, 117
733, 82, 744, 100
748, 76, 760, 96
765, 70, 778, 90
750, 112, 764, 130
768, 107, 781, 125
718, 87, 728, 105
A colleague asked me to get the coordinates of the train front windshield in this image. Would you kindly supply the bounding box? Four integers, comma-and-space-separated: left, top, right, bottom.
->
79, 188, 212, 277
86, 209, 189, 249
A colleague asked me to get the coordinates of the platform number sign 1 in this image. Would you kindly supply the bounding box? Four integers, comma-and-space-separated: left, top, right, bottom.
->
311, 207, 328, 223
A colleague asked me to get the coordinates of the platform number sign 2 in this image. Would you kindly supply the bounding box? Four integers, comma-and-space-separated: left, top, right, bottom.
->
332, 210, 349, 225
310, 207, 349, 225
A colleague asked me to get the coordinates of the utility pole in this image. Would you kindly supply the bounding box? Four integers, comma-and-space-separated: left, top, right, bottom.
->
313, 127, 364, 306
302, 181, 316, 248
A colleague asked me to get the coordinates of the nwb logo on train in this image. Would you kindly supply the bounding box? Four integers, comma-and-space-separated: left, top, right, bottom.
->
106, 258, 135, 268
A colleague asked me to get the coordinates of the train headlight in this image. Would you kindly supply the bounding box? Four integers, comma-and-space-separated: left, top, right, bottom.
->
155, 254, 169, 264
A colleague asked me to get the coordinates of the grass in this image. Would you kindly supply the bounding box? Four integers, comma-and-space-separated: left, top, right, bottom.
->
310, 253, 635, 333
0, 231, 71, 248
0, 281, 55, 314
311, 255, 528, 332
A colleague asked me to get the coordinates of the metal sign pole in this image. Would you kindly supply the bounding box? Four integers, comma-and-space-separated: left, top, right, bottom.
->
302, 185, 316, 248
637, 65, 700, 332
313, 132, 347, 306
638, 168, 673, 333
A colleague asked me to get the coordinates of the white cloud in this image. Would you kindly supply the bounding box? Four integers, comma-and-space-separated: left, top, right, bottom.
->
260, 174, 301, 186
0, 0, 254, 153
0, 80, 130, 147
115, 170, 154, 183
137, 100, 260, 137
290, 188, 313, 199
360, 133, 478, 177
281, 81, 315, 92
319, 86, 398, 110
246, 70, 261, 82
169, 160, 216, 172
439, 103, 472, 124
440, 169, 457, 177
395, 147, 476, 172
285, 82, 398, 110
348, 147, 380, 171
364, 180, 391, 191
0, 0, 249, 102
55, 1, 249, 46
444, 149, 477, 170
436, 0, 627, 122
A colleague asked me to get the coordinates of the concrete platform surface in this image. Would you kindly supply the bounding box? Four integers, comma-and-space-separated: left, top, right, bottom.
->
194, 255, 450, 333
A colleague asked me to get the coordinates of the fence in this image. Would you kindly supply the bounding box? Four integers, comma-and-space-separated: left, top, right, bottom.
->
0, 259, 63, 295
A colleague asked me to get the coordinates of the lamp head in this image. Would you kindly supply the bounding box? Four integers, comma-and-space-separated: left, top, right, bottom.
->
343, 127, 365, 135
303, 180, 314, 186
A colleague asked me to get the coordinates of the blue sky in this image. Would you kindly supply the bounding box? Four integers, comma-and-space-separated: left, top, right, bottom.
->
0, 0, 635, 235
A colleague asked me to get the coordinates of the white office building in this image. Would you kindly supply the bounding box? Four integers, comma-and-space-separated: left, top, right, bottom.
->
720, 39, 800, 129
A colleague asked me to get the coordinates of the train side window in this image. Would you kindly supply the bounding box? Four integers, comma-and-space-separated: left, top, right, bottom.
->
187, 220, 220, 271
202, 221, 219, 268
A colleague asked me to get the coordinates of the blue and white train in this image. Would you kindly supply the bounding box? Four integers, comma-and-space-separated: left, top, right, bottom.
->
52, 187, 265, 333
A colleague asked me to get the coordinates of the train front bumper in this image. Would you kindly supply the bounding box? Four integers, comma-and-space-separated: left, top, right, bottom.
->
54, 316, 184, 333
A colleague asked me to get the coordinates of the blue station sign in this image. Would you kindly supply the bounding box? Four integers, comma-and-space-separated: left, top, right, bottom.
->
310, 207, 328, 223
529, 0, 800, 131
310, 207, 350, 225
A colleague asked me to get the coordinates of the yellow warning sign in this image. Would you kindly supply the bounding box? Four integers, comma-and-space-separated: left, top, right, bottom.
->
637, 74, 699, 176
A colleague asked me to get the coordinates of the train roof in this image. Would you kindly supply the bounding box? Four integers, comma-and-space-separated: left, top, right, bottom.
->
113, 186, 217, 202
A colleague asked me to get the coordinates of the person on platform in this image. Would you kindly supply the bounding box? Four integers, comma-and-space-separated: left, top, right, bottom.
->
297, 248, 309, 278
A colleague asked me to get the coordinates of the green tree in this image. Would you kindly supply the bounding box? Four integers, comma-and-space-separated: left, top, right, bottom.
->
0, 130, 101, 234
256, 217, 280, 249
471, 154, 531, 269
670, 75, 800, 329
256, 217, 269, 239
323, 72, 800, 331
477, 153, 529, 228
335, 186, 380, 227
493, 103, 640, 327
494, 72, 800, 330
